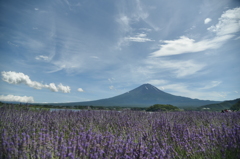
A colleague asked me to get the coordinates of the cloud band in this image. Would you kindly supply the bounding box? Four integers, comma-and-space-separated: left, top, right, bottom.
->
0, 94, 34, 103
1, 71, 71, 93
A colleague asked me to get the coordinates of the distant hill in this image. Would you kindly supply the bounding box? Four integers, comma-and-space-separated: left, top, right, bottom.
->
197, 98, 240, 111
52, 84, 220, 107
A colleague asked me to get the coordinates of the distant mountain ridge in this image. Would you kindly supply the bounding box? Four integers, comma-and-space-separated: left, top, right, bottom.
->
198, 98, 240, 111
53, 84, 220, 107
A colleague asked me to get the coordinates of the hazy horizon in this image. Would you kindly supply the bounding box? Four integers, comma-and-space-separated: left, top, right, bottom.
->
0, 0, 240, 103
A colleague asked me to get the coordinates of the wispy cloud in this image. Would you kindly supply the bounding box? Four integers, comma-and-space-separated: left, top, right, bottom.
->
148, 79, 168, 85
125, 33, 154, 42
1, 71, 71, 93
62, 0, 81, 11
35, 55, 49, 61
140, 28, 152, 32
14, 35, 44, 51
115, 0, 157, 49
108, 78, 115, 83
109, 85, 114, 90
234, 36, 240, 40
199, 81, 222, 89
116, 14, 131, 33
145, 58, 206, 78
134, 0, 159, 31
90, 56, 99, 59
151, 7, 240, 57
153, 83, 226, 101
0, 94, 34, 103
215, 92, 229, 98
8, 41, 18, 47
104, 57, 206, 88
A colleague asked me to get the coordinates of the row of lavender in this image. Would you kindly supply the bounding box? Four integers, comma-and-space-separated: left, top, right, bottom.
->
0, 105, 240, 159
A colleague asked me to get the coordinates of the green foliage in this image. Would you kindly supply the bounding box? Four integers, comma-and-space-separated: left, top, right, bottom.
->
146, 104, 179, 112
230, 101, 240, 111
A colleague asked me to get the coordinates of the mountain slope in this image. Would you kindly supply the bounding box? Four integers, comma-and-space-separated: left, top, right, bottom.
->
54, 84, 220, 107
198, 98, 240, 111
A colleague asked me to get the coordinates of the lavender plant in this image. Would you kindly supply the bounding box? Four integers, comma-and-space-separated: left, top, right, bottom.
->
0, 105, 240, 159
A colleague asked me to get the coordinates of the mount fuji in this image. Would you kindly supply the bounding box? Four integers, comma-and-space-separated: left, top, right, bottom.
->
54, 84, 220, 107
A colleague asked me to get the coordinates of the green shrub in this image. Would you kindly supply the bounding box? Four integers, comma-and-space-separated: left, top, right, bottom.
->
146, 104, 179, 112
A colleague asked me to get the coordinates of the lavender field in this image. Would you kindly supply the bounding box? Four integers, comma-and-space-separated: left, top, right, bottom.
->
0, 105, 240, 159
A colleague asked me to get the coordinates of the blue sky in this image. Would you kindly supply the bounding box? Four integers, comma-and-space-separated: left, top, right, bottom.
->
0, 0, 240, 103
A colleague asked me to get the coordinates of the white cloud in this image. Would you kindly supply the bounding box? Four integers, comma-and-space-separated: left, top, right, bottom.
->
150, 35, 232, 57
204, 18, 212, 24
151, 7, 240, 57
47, 83, 58, 92
1, 71, 71, 93
125, 33, 154, 42
34, 8, 39, 11
200, 81, 222, 89
0, 94, 34, 103
78, 88, 84, 92
57, 83, 71, 93
207, 7, 240, 36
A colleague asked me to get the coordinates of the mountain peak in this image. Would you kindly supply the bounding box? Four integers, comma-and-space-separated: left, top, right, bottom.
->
141, 83, 153, 87
138, 83, 162, 92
